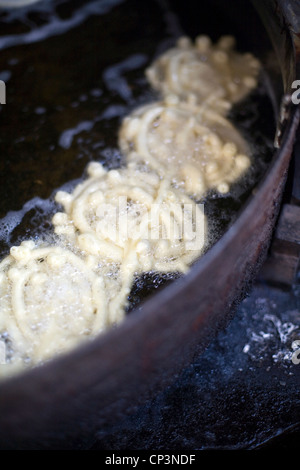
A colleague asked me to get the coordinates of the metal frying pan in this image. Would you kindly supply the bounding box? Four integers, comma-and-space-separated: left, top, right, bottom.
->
0, 0, 299, 449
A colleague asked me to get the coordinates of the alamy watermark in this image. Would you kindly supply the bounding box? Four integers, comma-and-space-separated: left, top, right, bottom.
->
94, 198, 205, 251
292, 80, 300, 105
0, 341, 5, 365
291, 339, 300, 365
0, 80, 5, 105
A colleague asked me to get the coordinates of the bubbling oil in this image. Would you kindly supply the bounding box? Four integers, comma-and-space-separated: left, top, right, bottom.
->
0, 0, 275, 378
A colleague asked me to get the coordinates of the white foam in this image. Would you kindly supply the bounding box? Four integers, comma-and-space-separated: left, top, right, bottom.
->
0, 0, 43, 7
59, 120, 96, 149
0, 196, 56, 244
0, 0, 125, 51
103, 54, 148, 102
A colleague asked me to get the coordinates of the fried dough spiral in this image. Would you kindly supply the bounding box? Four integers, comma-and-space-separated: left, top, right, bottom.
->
119, 96, 251, 197
0, 32, 259, 377
146, 35, 260, 113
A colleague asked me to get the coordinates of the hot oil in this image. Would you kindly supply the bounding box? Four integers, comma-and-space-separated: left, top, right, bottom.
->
202, 78, 276, 250
0, 0, 276, 315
